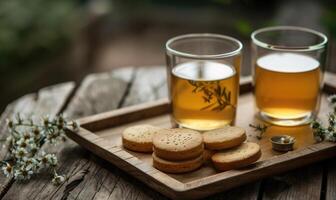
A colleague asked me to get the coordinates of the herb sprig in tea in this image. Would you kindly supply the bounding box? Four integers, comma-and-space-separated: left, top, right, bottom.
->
188, 80, 235, 111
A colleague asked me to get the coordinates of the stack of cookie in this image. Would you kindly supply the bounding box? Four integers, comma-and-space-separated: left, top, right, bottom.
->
121, 124, 261, 174
203, 126, 261, 171
152, 128, 204, 173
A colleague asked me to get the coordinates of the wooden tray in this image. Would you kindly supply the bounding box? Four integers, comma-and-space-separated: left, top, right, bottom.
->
66, 75, 336, 200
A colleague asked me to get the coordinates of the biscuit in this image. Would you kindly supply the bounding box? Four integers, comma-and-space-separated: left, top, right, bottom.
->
211, 142, 261, 171
153, 128, 203, 161
122, 124, 161, 153
203, 126, 246, 150
203, 149, 215, 163
152, 153, 203, 173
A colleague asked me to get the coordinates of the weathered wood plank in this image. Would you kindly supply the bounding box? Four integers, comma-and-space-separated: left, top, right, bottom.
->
3, 67, 135, 200
0, 82, 75, 199
90, 161, 120, 200
56, 158, 102, 200
68, 94, 336, 199
59, 67, 163, 200
47, 67, 165, 200
262, 164, 323, 200
66, 68, 134, 119
2, 68, 134, 200
209, 182, 260, 200
123, 67, 167, 107
5, 67, 331, 199
326, 159, 336, 200
107, 174, 140, 200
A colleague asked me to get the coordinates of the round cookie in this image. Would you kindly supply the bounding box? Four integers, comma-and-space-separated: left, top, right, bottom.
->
211, 142, 261, 171
203, 126, 246, 150
153, 128, 203, 161
203, 149, 215, 163
122, 124, 161, 153
152, 153, 203, 173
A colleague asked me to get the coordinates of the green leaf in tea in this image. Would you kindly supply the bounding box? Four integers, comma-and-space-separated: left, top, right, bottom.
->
188, 80, 235, 111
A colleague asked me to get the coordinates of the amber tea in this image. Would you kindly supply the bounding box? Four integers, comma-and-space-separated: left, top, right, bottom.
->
255, 53, 321, 122
251, 26, 327, 126
171, 61, 238, 131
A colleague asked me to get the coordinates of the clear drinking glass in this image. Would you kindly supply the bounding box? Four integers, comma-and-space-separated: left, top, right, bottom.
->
165, 33, 243, 131
251, 26, 328, 126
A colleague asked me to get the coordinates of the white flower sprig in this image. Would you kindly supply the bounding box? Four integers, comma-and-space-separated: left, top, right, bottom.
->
311, 94, 336, 142
1, 114, 79, 185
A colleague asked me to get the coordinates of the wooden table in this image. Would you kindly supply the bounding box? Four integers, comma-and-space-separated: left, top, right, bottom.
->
0, 66, 335, 200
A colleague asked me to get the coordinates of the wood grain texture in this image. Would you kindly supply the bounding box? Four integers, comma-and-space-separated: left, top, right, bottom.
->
0, 82, 75, 199
64, 70, 336, 200
262, 165, 323, 200
69, 67, 169, 200
66, 67, 134, 119
123, 66, 167, 107
2, 68, 134, 200
41, 67, 135, 200
52, 67, 171, 200
209, 182, 260, 200
0, 67, 334, 200
326, 159, 336, 200
5, 67, 152, 200
66, 90, 336, 199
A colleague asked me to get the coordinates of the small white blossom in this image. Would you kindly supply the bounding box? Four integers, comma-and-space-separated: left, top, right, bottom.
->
2, 113, 72, 183
327, 133, 336, 142
52, 173, 65, 185
27, 141, 38, 155
14, 167, 34, 180
42, 116, 51, 128
38, 152, 57, 167
38, 151, 48, 168
14, 147, 28, 159
32, 128, 42, 140
21, 157, 39, 172
14, 170, 21, 179
69, 121, 80, 132
2, 163, 13, 177
46, 154, 58, 166
46, 134, 58, 144
16, 138, 28, 148
328, 94, 336, 106
22, 132, 31, 140
46, 129, 65, 144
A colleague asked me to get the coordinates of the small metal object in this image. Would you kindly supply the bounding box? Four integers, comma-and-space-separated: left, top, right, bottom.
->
270, 135, 296, 152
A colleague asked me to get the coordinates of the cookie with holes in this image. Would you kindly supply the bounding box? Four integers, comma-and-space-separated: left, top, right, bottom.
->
122, 124, 161, 153
152, 152, 203, 173
153, 128, 203, 161
203, 126, 246, 150
211, 142, 261, 171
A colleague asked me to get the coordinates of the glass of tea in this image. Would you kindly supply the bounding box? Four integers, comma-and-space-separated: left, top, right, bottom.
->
251, 26, 328, 126
165, 33, 243, 131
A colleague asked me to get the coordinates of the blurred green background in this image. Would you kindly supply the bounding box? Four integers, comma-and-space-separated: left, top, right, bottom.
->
0, 0, 336, 112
